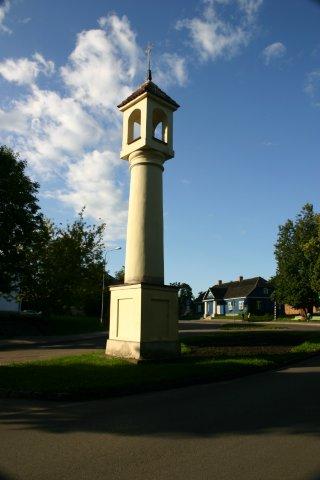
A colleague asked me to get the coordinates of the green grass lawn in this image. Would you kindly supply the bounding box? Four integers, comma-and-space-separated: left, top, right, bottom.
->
47, 315, 106, 335
1, 330, 320, 400
0, 313, 106, 338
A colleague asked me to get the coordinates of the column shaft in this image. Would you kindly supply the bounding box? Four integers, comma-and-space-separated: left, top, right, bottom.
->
124, 150, 165, 285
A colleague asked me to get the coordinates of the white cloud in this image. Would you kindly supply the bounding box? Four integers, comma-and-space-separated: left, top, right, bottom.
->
61, 15, 141, 110
56, 150, 127, 240
0, 0, 11, 34
20, 17, 31, 24
0, 13, 187, 240
262, 42, 286, 65
0, 86, 103, 174
261, 140, 278, 147
238, 0, 263, 21
176, 0, 263, 62
97, 16, 108, 28
0, 53, 54, 85
0, 14, 140, 239
154, 53, 188, 87
304, 69, 320, 107
0, 84, 126, 238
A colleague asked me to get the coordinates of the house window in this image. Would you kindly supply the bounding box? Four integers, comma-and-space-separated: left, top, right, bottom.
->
239, 300, 244, 311
263, 288, 268, 295
257, 300, 262, 310
228, 301, 233, 311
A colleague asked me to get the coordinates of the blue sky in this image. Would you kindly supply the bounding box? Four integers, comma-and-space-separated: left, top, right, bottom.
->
0, 0, 319, 295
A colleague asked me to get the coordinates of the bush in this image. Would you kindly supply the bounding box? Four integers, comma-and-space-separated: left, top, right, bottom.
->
247, 314, 274, 322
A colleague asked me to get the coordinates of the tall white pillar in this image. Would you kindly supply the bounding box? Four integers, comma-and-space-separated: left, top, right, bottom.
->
125, 150, 164, 285
106, 77, 180, 360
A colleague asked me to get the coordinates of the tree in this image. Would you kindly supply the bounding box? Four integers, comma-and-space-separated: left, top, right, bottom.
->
0, 146, 43, 294
114, 265, 125, 283
303, 212, 320, 295
274, 203, 320, 316
21, 210, 107, 315
170, 282, 194, 317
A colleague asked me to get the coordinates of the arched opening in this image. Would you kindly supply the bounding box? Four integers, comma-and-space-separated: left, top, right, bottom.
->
152, 108, 168, 143
127, 109, 141, 144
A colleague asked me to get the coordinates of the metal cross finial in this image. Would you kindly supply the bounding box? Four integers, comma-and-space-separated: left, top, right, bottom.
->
145, 42, 153, 81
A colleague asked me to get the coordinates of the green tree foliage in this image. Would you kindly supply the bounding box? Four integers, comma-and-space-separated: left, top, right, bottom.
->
274, 203, 320, 316
0, 146, 43, 294
22, 209, 107, 315
114, 265, 125, 283
170, 282, 194, 317
303, 213, 320, 295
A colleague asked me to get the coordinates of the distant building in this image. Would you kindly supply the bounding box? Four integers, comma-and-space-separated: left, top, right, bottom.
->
193, 292, 205, 316
284, 305, 320, 316
202, 276, 274, 318
0, 293, 21, 313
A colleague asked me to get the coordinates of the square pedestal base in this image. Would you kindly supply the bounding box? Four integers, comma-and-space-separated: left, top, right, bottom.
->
106, 339, 180, 360
106, 283, 179, 360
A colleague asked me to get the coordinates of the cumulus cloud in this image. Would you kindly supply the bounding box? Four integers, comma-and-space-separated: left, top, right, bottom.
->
0, 86, 103, 174
262, 42, 286, 65
0, 0, 11, 34
61, 15, 141, 110
0, 14, 141, 239
154, 53, 188, 87
56, 150, 127, 239
0, 53, 54, 85
176, 0, 263, 62
304, 69, 320, 107
238, 0, 263, 21
0, 12, 188, 239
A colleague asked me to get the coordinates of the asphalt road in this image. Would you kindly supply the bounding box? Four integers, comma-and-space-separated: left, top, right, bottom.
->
1, 354, 320, 480
1, 320, 320, 364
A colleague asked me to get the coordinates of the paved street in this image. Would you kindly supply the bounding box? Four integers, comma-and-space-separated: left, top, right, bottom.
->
1, 320, 320, 364
1, 354, 320, 479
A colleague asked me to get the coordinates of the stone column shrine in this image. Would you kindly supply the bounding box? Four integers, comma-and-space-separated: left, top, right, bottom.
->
105, 74, 180, 360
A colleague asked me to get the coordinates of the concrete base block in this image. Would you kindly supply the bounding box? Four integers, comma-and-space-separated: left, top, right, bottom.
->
106, 283, 179, 360
106, 339, 180, 360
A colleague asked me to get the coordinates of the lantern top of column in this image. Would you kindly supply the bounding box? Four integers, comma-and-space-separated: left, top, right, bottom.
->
117, 80, 180, 111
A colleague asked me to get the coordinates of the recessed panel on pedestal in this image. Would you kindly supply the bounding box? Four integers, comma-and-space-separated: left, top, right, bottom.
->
116, 298, 134, 339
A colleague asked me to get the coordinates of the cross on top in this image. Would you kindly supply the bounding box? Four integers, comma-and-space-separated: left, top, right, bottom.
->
145, 42, 153, 81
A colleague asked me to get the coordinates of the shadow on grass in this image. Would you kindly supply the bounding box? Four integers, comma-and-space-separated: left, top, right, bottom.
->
2, 331, 320, 401
182, 330, 320, 347
0, 350, 317, 401
1, 330, 320, 441
1, 355, 320, 440
1, 336, 106, 355
0, 314, 106, 339
0, 353, 274, 399
0, 471, 15, 480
